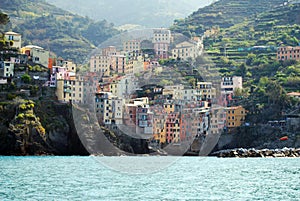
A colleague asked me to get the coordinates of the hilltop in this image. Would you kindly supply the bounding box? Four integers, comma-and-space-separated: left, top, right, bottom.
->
171, 0, 287, 36
45, 0, 214, 28
0, 0, 119, 63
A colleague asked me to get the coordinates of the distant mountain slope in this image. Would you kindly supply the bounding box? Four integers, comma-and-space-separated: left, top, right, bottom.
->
0, 0, 119, 63
171, 0, 287, 35
45, 0, 215, 28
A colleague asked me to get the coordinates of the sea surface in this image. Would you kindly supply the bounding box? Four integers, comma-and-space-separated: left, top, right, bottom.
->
0, 156, 299, 201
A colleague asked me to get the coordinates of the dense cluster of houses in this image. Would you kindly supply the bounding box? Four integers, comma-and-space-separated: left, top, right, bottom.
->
0, 31, 50, 84
0, 28, 252, 147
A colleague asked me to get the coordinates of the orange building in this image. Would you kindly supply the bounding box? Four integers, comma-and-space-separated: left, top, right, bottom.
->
277, 46, 300, 61
225, 106, 247, 128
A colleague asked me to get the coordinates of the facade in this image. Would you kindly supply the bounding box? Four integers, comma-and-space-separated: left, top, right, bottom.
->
56, 78, 84, 103
95, 92, 124, 125
111, 55, 128, 74
62, 60, 76, 73
221, 76, 243, 95
136, 105, 153, 134
123, 40, 141, 53
166, 112, 180, 143
210, 106, 226, 135
171, 40, 200, 61
153, 28, 171, 59
0, 61, 14, 78
225, 106, 247, 129
21, 45, 49, 67
102, 46, 117, 56
90, 55, 111, 76
277, 46, 300, 61
4, 31, 22, 49
197, 82, 217, 101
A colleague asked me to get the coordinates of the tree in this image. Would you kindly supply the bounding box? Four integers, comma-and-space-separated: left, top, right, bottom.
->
21, 74, 31, 84
235, 63, 247, 78
265, 81, 284, 104
0, 12, 9, 25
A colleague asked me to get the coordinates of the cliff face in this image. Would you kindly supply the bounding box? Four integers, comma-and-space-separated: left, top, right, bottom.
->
214, 125, 300, 152
0, 98, 88, 156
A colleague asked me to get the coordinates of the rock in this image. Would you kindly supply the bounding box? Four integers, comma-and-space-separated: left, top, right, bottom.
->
272, 153, 286, 157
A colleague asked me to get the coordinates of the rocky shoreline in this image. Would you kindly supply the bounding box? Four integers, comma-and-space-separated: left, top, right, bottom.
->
211, 147, 300, 158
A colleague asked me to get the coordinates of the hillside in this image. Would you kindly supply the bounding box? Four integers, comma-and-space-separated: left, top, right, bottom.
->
0, 0, 119, 63
171, 0, 287, 36
45, 0, 214, 28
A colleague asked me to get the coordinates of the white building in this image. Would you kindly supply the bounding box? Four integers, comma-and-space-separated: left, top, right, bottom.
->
0, 61, 14, 78
4, 31, 22, 49
95, 92, 124, 125
221, 76, 243, 95
171, 39, 202, 61
21, 45, 49, 67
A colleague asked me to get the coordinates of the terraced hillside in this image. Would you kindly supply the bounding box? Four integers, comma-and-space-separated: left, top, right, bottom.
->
171, 0, 286, 35
0, 0, 119, 63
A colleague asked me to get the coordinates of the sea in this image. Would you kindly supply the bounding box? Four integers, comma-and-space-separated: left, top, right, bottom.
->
0, 156, 299, 201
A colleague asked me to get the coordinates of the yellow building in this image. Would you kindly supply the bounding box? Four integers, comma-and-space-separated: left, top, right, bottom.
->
225, 106, 247, 128
56, 78, 84, 103
164, 102, 175, 114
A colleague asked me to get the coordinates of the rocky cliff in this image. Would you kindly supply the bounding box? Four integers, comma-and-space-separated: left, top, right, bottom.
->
0, 98, 88, 156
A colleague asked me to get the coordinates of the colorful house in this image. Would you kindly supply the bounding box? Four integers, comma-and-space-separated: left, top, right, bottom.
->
225, 106, 247, 129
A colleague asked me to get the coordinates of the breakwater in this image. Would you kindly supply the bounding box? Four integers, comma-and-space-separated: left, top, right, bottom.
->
211, 147, 300, 158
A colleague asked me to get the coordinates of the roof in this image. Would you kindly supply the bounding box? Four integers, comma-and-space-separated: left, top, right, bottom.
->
225, 106, 244, 110
287, 92, 300, 96
5, 31, 21, 36
24, 45, 44, 50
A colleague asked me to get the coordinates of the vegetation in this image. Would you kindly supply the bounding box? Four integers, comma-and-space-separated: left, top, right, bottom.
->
0, 0, 120, 63
45, 0, 213, 28
171, 1, 300, 122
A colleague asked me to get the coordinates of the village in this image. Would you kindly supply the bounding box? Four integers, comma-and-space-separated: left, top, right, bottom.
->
0, 28, 255, 152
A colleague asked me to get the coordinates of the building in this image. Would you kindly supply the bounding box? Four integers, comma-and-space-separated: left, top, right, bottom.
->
171, 39, 202, 61
21, 45, 49, 67
90, 55, 111, 76
210, 106, 226, 135
102, 46, 117, 56
277, 46, 300, 61
221, 76, 243, 95
123, 40, 141, 53
95, 92, 124, 125
62, 60, 76, 73
4, 31, 22, 49
197, 82, 217, 101
111, 54, 128, 74
166, 112, 180, 143
0, 61, 14, 78
153, 28, 171, 59
225, 106, 247, 129
136, 105, 153, 135
287, 92, 300, 99
56, 79, 84, 103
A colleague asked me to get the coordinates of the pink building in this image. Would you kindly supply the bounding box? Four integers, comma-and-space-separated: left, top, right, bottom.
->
277, 46, 300, 61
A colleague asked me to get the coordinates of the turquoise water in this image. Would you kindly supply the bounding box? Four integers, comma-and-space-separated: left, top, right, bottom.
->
0, 156, 299, 201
